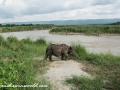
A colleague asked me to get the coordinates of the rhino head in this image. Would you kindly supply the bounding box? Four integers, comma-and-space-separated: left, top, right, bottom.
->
68, 46, 77, 56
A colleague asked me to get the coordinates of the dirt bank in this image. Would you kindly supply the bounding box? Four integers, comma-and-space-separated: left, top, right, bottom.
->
44, 57, 91, 90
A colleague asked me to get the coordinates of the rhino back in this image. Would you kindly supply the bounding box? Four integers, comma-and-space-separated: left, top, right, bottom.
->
62, 44, 69, 54
51, 44, 63, 56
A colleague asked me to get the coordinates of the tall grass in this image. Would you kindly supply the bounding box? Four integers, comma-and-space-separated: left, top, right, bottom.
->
0, 36, 51, 90
34, 38, 47, 45
66, 76, 104, 90
68, 44, 120, 90
50, 25, 120, 35
1, 25, 54, 33
1, 25, 120, 35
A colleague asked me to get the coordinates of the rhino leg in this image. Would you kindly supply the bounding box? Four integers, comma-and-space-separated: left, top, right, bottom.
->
61, 54, 64, 60
46, 49, 52, 61
45, 54, 48, 60
49, 55, 52, 62
64, 54, 68, 60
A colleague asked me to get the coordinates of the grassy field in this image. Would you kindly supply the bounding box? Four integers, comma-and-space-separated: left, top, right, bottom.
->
66, 44, 120, 90
0, 36, 119, 90
50, 25, 120, 35
66, 76, 104, 90
0, 25, 120, 90
0, 24, 54, 33
0, 36, 51, 90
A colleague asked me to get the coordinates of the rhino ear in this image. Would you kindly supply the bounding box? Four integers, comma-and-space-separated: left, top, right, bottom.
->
69, 46, 72, 49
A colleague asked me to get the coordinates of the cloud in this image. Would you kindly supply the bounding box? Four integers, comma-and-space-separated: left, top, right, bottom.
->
0, 0, 120, 23
0, 0, 93, 18
0, 0, 27, 18
22, 0, 72, 15
92, 0, 117, 5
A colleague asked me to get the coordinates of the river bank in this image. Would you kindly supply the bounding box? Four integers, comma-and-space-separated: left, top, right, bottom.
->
1, 30, 120, 55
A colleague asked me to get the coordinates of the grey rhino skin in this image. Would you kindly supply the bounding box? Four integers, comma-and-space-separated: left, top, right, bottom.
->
45, 44, 76, 62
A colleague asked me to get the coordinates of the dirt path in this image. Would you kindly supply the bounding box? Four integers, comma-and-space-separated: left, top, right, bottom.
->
44, 57, 91, 90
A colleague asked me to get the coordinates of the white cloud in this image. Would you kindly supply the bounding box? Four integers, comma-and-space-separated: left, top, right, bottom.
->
0, 0, 120, 23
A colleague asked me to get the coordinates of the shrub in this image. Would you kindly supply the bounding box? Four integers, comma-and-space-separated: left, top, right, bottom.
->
34, 38, 46, 45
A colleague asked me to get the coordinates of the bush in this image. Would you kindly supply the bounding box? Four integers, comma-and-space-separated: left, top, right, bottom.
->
72, 44, 88, 60
34, 38, 46, 45
72, 44, 120, 90
21, 38, 33, 44
0, 36, 51, 90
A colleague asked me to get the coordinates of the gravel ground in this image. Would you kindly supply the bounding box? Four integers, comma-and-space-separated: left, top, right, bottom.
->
44, 57, 91, 90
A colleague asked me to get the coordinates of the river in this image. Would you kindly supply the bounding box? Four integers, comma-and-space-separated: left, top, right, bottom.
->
1, 30, 120, 55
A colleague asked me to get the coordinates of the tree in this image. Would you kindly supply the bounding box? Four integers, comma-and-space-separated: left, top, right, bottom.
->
0, 24, 2, 27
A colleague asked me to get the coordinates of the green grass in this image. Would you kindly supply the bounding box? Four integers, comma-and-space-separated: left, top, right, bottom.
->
1, 25, 120, 35
1, 25, 54, 33
0, 32, 120, 90
67, 44, 120, 90
0, 35, 51, 90
34, 38, 47, 45
66, 76, 104, 90
50, 25, 120, 35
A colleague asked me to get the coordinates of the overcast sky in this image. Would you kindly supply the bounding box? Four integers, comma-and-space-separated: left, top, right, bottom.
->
0, 0, 120, 23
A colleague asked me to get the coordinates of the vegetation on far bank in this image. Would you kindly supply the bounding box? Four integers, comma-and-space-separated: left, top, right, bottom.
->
0, 36, 51, 90
0, 23, 120, 35
66, 44, 120, 90
0, 24, 54, 33
50, 25, 120, 35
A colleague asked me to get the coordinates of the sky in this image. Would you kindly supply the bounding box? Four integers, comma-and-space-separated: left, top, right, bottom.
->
0, 0, 120, 23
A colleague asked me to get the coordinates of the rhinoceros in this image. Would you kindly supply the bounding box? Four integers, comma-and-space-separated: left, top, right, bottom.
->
45, 44, 76, 61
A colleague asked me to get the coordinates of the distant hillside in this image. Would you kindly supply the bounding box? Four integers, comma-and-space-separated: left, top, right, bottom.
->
109, 21, 120, 25
2, 18, 120, 25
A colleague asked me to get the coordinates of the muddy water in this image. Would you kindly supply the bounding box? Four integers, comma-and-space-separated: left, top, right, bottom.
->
1, 30, 120, 55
